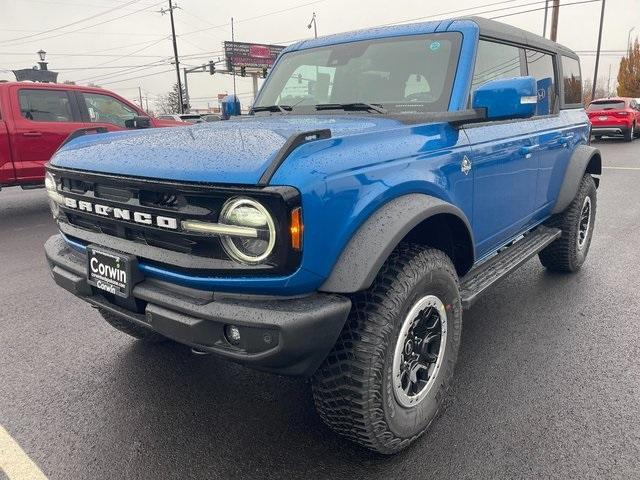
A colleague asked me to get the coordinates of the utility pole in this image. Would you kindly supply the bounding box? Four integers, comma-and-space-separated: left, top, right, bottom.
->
138, 86, 143, 110
160, 1, 184, 113
183, 67, 189, 112
592, 0, 606, 101
550, 0, 560, 42
542, 0, 550, 38
606, 64, 611, 96
145, 96, 149, 112
231, 17, 236, 99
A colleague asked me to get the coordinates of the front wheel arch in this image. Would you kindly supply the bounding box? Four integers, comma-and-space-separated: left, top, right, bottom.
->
319, 194, 475, 294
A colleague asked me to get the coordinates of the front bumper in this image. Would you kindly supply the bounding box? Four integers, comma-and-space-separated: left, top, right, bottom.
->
45, 235, 351, 376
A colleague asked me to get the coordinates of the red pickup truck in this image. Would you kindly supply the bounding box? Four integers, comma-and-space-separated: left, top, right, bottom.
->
0, 81, 183, 189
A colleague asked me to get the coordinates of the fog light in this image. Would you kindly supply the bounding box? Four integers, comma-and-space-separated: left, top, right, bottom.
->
225, 325, 241, 346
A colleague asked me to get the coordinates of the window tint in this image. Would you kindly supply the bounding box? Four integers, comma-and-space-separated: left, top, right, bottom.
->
526, 50, 557, 115
561, 56, 582, 105
278, 61, 337, 105
82, 92, 136, 128
404, 73, 431, 98
471, 40, 522, 94
587, 100, 626, 110
19, 89, 73, 122
255, 33, 462, 113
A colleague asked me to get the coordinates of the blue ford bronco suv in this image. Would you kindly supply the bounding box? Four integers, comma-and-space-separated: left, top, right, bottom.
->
44, 17, 601, 453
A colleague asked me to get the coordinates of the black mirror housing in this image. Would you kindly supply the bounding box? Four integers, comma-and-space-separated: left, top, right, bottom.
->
125, 116, 152, 129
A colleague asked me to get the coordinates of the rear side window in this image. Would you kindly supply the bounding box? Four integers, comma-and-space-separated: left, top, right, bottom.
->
526, 50, 557, 115
561, 56, 582, 105
471, 40, 523, 95
18, 89, 73, 122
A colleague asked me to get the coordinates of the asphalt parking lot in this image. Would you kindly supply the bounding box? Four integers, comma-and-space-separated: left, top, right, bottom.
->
1, 139, 639, 479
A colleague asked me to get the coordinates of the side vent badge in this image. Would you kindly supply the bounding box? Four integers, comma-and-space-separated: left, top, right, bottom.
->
461, 156, 472, 176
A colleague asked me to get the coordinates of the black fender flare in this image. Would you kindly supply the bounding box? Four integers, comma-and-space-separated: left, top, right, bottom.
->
319, 194, 474, 294
552, 144, 602, 214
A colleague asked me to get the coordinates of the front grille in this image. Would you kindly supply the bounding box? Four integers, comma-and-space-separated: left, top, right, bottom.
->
49, 166, 301, 275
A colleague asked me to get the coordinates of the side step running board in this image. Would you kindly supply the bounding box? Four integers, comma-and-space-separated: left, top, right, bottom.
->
459, 226, 561, 309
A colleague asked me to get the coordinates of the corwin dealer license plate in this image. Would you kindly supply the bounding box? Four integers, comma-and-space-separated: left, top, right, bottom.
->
86, 246, 141, 298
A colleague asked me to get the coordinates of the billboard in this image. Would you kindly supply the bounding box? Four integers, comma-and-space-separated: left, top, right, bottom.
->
224, 42, 285, 71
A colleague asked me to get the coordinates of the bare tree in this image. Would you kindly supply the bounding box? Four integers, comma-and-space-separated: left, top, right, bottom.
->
583, 78, 611, 106
156, 83, 184, 114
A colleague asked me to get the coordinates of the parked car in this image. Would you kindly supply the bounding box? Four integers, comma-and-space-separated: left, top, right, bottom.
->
44, 16, 600, 454
587, 97, 640, 141
157, 113, 204, 124
0, 82, 184, 190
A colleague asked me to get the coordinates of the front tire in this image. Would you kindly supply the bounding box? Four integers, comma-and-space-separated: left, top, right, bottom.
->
539, 174, 597, 272
312, 245, 462, 454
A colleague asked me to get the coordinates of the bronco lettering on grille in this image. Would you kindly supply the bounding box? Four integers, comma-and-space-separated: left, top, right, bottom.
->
63, 196, 178, 230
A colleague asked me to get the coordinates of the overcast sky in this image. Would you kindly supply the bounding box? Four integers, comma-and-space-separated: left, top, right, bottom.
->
1, 0, 638, 112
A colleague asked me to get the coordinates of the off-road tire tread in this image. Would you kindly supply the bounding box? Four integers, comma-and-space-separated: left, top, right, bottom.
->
312, 244, 459, 454
99, 309, 166, 343
539, 174, 596, 272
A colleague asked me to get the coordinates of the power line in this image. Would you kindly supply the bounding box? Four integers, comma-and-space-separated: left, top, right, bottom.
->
0, 0, 144, 44
86, 36, 169, 69
0, 51, 165, 58
75, 60, 168, 83
1, 0, 165, 47
178, 0, 328, 38
99, 68, 175, 85
489, 0, 600, 20
379, 0, 530, 27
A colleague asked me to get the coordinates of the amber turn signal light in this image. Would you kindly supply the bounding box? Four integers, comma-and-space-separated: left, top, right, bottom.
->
290, 207, 303, 250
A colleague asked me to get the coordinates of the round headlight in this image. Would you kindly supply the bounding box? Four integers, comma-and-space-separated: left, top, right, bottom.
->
219, 198, 276, 264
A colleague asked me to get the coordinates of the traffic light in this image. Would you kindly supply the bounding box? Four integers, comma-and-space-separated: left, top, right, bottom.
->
240, 66, 246, 77
209, 61, 215, 75
262, 68, 268, 79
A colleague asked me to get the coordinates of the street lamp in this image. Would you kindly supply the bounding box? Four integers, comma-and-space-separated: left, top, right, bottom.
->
628, 27, 636, 54
307, 12, 317, 39
36, 49, 48, 71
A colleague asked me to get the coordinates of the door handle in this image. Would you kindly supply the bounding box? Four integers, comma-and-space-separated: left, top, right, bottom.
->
559, 133, 574, 147
519, 144, 539, 158
23, 131, 42, 137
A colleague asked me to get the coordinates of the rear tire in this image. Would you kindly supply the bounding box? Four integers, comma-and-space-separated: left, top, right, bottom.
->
594, 135, 602, 141
624, 124, 634, 142
539, 174, 597, 272
99, 309, 166, 343
312, 244, 462, 454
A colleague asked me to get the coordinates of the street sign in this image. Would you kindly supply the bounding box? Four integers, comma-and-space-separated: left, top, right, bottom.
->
224, 42, 285, 72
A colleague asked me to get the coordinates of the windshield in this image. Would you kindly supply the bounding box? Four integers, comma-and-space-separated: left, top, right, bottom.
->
254, 32, 462, 114
588, 100, 626, 110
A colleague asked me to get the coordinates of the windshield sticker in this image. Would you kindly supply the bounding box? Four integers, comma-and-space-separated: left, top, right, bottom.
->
429, 41, 441, 51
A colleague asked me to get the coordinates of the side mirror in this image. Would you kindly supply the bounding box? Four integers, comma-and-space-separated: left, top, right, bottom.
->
472, 76, 537, 121
125, 115, 151, 129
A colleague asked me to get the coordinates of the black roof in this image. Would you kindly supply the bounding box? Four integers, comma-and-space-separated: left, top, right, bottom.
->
461, 16, 579, 59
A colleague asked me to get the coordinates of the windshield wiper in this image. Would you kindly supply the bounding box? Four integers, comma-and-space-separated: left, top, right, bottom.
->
252, 105, 293, 114
315, 102, 388, 114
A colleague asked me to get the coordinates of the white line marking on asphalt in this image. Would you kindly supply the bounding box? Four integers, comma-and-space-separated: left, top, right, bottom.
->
0, 425, 48, 480
602, 166, 640, 171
